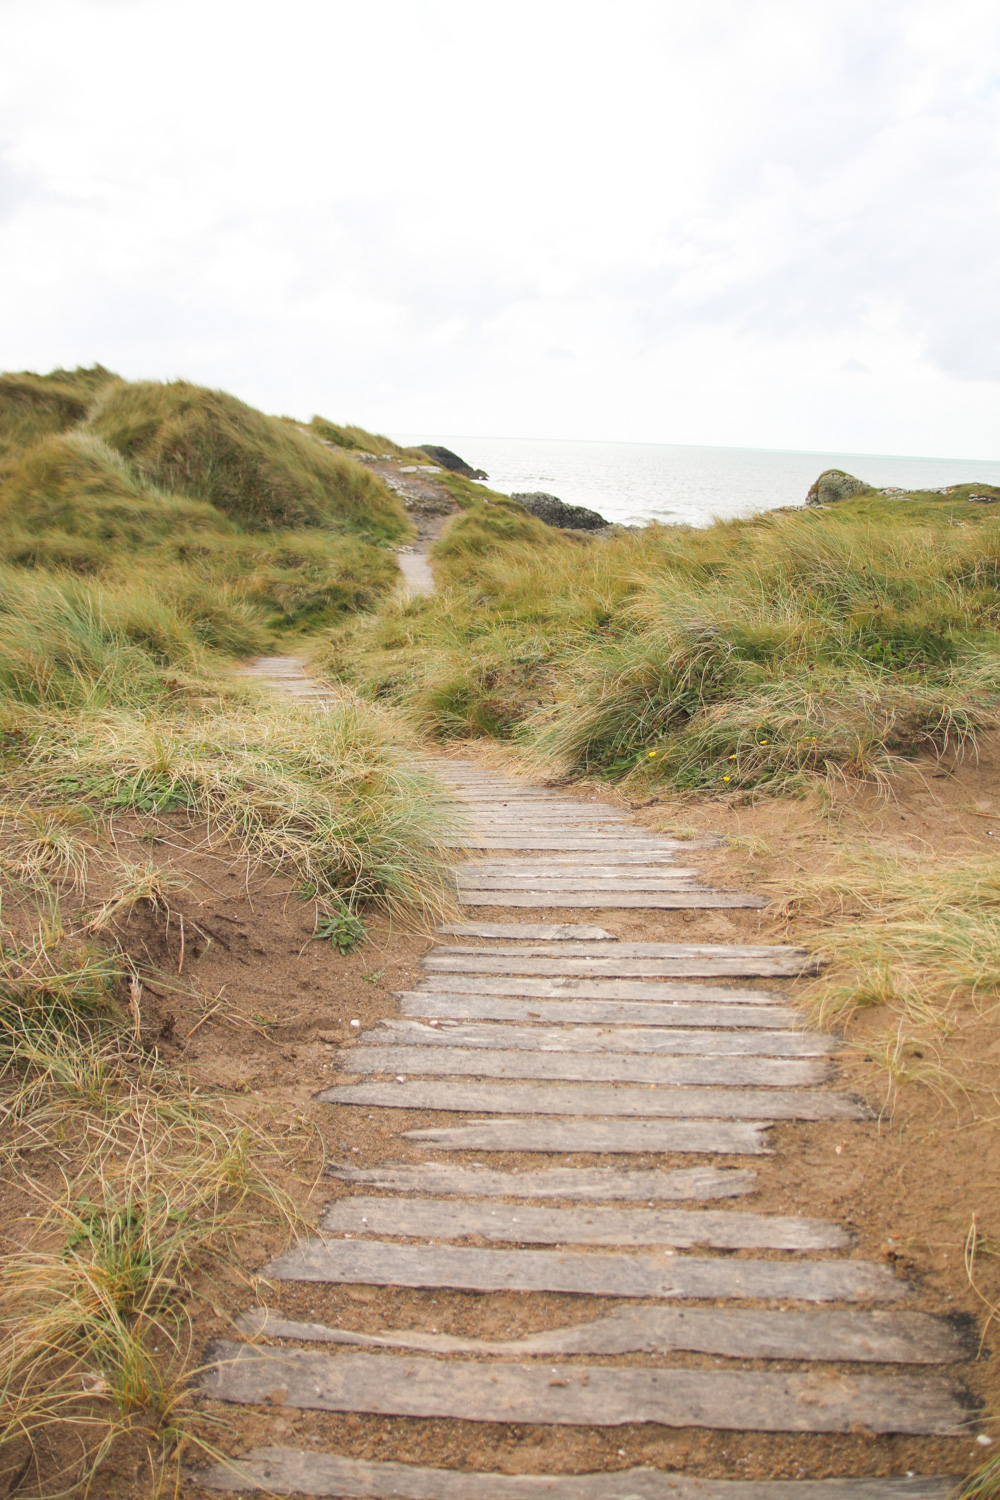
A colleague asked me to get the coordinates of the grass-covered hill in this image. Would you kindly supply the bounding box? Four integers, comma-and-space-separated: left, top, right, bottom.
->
0, 367, 415, 647
321, 483, 1000, 795
0, 369, 464, 1493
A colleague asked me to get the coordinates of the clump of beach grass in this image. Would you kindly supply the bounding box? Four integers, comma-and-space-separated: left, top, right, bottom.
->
322, 490, 1000, 798
0, 929, 312, 1497
775, 847, 1000, 1029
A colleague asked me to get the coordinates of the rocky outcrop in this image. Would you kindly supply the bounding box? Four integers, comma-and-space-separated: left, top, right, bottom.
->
805, 470, 873, 506
420, 445, 487, 480
511, 491, 609, 531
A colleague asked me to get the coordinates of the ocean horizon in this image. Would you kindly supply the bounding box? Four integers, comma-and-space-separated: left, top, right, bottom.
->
395, 434, 1000, 528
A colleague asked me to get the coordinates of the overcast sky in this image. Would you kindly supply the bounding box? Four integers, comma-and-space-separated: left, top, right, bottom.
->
2, 0, 998, 457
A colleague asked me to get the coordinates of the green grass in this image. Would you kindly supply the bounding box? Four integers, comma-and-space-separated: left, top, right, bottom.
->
0, 368, 417, 646
88, 378, 406, 537
307, 415, 409, 456
0, 929, 311, 1497
321, 489, 1000, 795
0, 365, 117, 461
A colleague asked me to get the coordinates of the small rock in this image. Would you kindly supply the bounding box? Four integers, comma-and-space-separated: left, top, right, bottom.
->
511, 491, 609, 531
804, 469, 873, 506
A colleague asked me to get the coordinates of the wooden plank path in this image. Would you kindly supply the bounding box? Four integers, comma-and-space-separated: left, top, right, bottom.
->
196, 1449, 957, 1499
196, 751, 979, 1497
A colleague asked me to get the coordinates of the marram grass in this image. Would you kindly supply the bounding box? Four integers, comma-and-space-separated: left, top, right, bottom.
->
322, 492, 1000, 796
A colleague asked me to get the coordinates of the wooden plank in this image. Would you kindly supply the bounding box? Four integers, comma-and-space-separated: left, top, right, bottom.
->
459, 892, 768, 910
403, 1117, 770, 1153
456, 874, 702, 887
340, 1044, 828, 1087
237, 1303, 972, 1364
320, 1196, 848, 1249
416, 976, 785, 1003
425, 954, 809, 978
464, 828, 640, 838
317, 1079, 864, 1120
442, 942, 803, 959
259, 1241, 907, 1302
437, 923, 617, 941
195, 1447, 958, 1498
400, 994, 801, 1030
373, 1019, 837, 1057
460, 854, 709, 869
458, 870, 707, 876
462, 819, 655, 827
203, 1346, 963, 1433
452, 876, 704, 882
423, 955, 806, 979
325, 1162, 758, 1200
414, 975, 786, 1002
449, 839, 713, 851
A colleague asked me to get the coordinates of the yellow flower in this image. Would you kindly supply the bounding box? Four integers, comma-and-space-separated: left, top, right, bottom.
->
648, 751, 658, 757
759, 740, 768, 745
723, 775, 731, 782
728, 755, 737, 761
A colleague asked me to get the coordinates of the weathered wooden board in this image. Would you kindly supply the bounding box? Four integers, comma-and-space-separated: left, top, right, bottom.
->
460, 854, 707, 869
403, 1117, 769, 1153
325, 1161, 758, 1200
424, 957, 803, 979
317, 1079, 863, 1120
437, 923, 617, 941
424, 953, 808, 979
260, 1241, 907, 1302
340, 1044, 828, 1087
451, 803, 634, 814
195, 1447, 957, 1498
448, 839, 705, 852
400, 994, 800, 1030
320, 1196, 848, 1249
456, 869, 703, 883
466, 814, 628, 825
449, 824, 683, 835
459, 892, 768, 910
443, 942, 802, 959
416, 975, 786, 1003
373, 1018, 837, 1057
237, 1303, 971, 1364
458, 870, 701, 876
449, 849, 719, 862
456, 874, 702, 888
204, 1346, 962, 1433
414, 974, 785, 1003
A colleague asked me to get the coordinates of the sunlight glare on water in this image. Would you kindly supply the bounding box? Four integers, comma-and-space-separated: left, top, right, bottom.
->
397, 435, 1000, 528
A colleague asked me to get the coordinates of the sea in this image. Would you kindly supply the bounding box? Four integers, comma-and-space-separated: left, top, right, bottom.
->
395, 434, 1000, 529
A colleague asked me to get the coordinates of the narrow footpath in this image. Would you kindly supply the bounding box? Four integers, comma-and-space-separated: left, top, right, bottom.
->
196, 540, 983, 1498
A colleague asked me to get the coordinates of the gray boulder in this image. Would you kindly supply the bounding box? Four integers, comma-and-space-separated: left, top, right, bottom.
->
805, 469, 873, 506
512, 491, 609, 531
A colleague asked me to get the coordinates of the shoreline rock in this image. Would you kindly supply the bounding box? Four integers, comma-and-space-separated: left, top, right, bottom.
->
420, 444, 487, 480
804, 469, 873, 506
511, 491, 609, 531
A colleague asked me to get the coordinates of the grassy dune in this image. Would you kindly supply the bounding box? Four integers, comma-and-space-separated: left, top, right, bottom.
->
324, 487, 1000, 790
0, 369, 460, 1493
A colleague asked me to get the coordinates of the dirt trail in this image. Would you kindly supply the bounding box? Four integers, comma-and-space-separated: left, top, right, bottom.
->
188, 663, 989, 1498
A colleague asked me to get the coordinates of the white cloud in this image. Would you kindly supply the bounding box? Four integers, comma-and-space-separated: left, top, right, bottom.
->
0, 0, 998, 455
